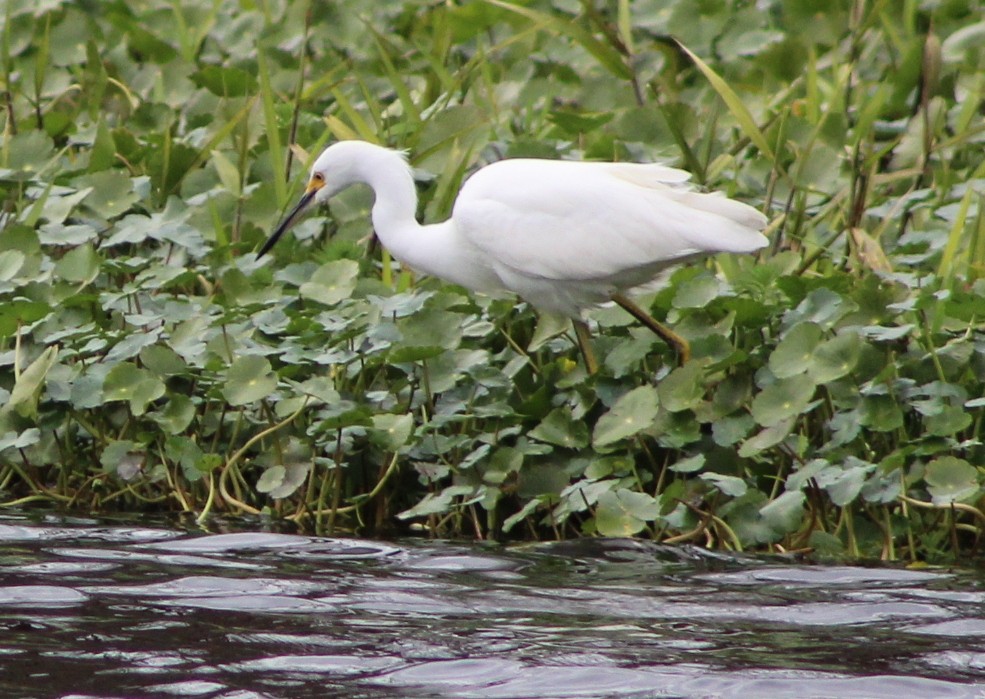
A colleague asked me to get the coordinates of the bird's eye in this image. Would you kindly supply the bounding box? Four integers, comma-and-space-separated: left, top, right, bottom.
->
312, 172, 324, 183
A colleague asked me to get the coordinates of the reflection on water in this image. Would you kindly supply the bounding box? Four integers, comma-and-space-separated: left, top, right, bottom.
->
0, 512, 983, 698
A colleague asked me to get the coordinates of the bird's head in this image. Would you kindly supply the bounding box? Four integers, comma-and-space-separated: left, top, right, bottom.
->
256, 144, 356, 258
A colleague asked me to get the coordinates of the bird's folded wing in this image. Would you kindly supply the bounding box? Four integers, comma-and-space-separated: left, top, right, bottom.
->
453, 159, 767, 284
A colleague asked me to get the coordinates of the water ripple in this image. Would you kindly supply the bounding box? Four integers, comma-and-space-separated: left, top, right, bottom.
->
1, 513, 983, 698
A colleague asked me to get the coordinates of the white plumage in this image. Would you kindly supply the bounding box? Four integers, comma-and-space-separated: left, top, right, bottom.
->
259, 140, 768, 369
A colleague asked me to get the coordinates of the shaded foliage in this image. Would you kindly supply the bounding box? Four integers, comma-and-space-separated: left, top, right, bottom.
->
1, 0, 984, 562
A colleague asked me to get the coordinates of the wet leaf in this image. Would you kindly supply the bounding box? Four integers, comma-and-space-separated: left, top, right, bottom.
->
518, 463, 569, 498
370, 413, 415, 451
818, 462, 873, 507
769, 323, 823, 378
397, 485, 477, 520
299, 260, 359, 306
0, 250, 25, 281
77, 171, 139, 218
712, 414, 755, 447
860, 394, 904, 432
139, 345, 187, 377
672, 274, 721, 309
701, 472, 747, 497
268, 461, 310, 499
395, 309, 462, 356
103, 363, 166, 416
54, 244, 101, 284
191, 65, 258, 97
593, 386, 660, 448
0, 301, 51, 337
100, 440, 144, 481
529, 407, 589, 448
222, 356, 277, 406
750, 375, 816, 427
153, 395, 196, 435
669, 454, 705, 474
758, 491, 806, 537
925, 456, 981, 504
0, 428, 41, 452
595, 489, 660, 536
256, 465, 286, 494
38, 222, 99, 245
923, 404, 972, 436
658, 361, 705, 412
809, 331, 861, 383
7, 346, 59, 419
165, 436, 206, 481
738, 416, 795, 457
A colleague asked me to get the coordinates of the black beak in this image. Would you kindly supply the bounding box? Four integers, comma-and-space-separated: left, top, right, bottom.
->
257, 187, 318, 259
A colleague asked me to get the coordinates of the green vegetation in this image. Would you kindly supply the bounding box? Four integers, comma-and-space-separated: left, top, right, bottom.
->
1, 0, 984, 562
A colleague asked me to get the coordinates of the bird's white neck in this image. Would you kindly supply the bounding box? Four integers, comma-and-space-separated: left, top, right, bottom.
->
353, 146, 460, 281
357, 147, 418, 241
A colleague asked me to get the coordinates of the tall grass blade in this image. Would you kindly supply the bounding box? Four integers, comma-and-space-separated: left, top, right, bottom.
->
676, 40, 776, 166
938, 187, 976, 285
486, 0, 632, 79
257, 44, 287, 208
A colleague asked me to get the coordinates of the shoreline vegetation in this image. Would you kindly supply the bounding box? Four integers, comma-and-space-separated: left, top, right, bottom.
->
1, 1, 984, 562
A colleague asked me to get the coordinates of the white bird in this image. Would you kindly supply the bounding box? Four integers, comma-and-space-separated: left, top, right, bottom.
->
258, 140, 768, 373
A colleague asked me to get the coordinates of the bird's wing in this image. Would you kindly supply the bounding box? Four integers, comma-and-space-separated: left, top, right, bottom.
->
453, 159, 767, 285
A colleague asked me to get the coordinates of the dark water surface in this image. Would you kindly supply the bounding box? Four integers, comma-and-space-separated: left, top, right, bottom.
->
1, 512, 983, 698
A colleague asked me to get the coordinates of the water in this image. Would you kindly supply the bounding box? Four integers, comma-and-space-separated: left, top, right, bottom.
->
1, 511, 983, 698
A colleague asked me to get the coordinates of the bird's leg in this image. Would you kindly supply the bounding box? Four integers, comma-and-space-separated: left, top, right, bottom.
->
572, 320, 600, 375
611, 292, 691, 364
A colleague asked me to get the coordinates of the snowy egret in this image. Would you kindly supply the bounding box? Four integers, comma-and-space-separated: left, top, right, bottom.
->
258, 140, 768, 372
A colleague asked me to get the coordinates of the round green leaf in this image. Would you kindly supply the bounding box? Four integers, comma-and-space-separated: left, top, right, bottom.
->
759, 491, 806, 537
256, 465, 287, 494
925, 405, 973, 437
750, 375, 816, 427
925, 456, 981, 504
712, 414, 755, 447
222, 355, 278, 406
0, 428, 40, 452
672, 274, 721, 309
78, 170, 139, 218
103, 363, 166, 416
191, 65, 259, 97
769, 322, 823, 378
658, 361, 705, 412
809, 331, 861, 383
860, 394, 904, 432
818, 463, 873, 507
100, 440, 144, 480
669, 454, 706, 474
700, 472, 748, 497
262, 461, 310, 499
153, 394, 196, 435
595, 489, 660, 536
394, 309, 463, 358
592, 385, 660, 448
370, 413, 415, 451
299, 260, 359, 306
54, 244, 101, 284
165, 435, 206, 481
529, 407, 589, 448
139, 344, 187, 377
0, 250, 25, 281
0, 300, 51, 338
